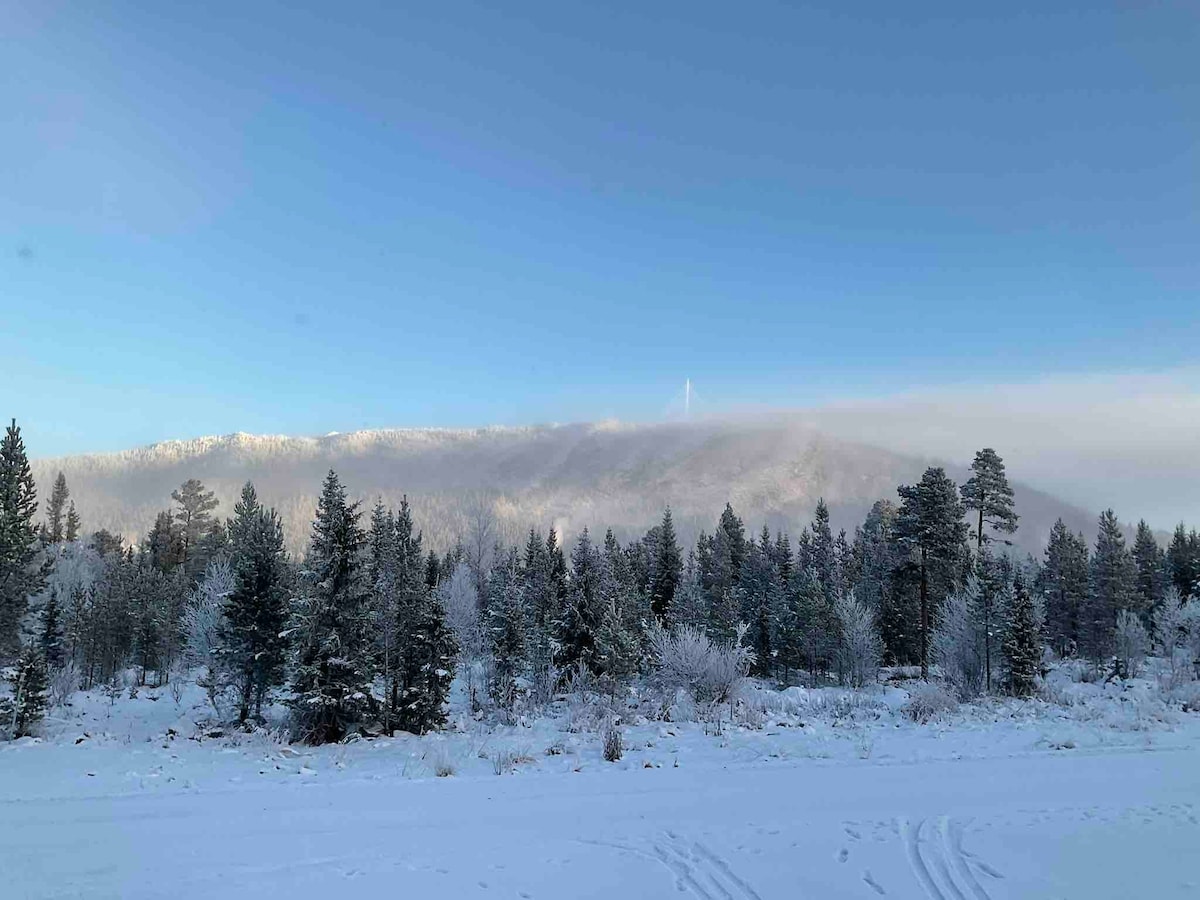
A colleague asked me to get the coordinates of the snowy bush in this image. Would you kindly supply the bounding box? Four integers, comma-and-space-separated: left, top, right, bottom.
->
648, 623, 754, 710
834, 590, 882, 689
1114, 610, 1149, 679
902, 681, 958, 723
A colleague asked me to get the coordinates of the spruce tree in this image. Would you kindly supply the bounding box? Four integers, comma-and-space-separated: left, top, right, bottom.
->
1038, 519, 1089, 656
64, 502, 81, 543
1132, 520, 1167, 622
741, 530, 778, 677
559, 529, 603, 675
4, 643, 48, 738
399, 591, 456, 733
0, 419, 41, 660
487, 547, 525, 709
1083, 509, 1137, 664
40, 590, 65, 670
220, 482, 289, 723
667, 549, 707, 632
894, 467, 969, 679
1002, 574, 1040, 697
1167, 524, 1200, 602
44, 472, 70, 544
648, 507, 683, 622
287, 471, 373, 744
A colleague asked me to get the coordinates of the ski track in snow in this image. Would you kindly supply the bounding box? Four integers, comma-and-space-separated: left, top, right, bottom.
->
650, 831, 763, 900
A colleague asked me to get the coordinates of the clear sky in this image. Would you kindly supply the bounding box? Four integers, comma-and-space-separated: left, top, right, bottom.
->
3, 1, 1197, 458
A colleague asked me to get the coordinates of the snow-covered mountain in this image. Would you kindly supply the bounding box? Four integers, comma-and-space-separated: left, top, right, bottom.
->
29, 418, 1100, 556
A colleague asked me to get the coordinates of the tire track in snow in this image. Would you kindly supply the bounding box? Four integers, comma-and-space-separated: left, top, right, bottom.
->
689, 839, 764, 900
900, 818, 949, 900
940, 817, 993, 900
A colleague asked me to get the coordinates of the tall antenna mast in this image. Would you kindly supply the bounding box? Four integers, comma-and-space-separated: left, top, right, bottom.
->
685, 378, 691, 419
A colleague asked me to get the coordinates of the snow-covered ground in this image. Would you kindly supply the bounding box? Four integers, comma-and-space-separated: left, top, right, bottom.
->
4, 675, 1199, 899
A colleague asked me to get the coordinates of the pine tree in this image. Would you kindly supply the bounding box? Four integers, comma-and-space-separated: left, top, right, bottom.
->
40, 590, 65, 670
894, 468, 969, 678
171, 479, 220, 583
4, 643, 48, 738
1002, 574, 1040, 697
287, 471, 373, 744
44, 472, 70, 544
1038, 519, 1089, 656
1083, 509, 1137, 664
961, 448, 1019, 552
220, 482, 289, 723
648, 508, 683, 622
0, 419, 41, 659
705, 507, 745, 645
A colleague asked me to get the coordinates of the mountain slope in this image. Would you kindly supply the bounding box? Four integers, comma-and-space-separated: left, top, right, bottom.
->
30, 418, 1100, 557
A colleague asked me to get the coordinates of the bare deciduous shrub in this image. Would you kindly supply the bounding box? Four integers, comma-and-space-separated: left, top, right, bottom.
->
602, 720, 623, 762
902, 681, 958, 723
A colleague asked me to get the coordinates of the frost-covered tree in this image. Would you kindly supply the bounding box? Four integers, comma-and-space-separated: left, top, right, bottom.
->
286, 471, 373, 744
1112, 609, 1148, 679
0, 419, 41, 660
440, 559, 486, 709
1002, 575, 1040, 697
1153, 587, 1199, 687
933, 578, 986, 699
834, 590, 881, 689
894, 467, 969, 678
185, 557, 236, 710
220, 482, 289, 723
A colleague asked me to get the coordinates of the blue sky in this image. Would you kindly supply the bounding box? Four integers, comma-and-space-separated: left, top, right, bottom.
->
2, 1, 1197, 458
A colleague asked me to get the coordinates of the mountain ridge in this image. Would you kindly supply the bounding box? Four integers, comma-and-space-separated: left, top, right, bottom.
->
29, 418, 1104, 559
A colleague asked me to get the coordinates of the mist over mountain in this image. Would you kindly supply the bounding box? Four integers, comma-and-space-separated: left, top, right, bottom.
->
29, 418, 1105, 558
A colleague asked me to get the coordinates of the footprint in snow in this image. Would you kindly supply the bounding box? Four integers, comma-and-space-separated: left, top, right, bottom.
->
837, 848, 849, 863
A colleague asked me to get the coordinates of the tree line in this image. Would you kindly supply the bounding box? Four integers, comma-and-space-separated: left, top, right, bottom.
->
3, 417, 1199, 741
